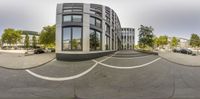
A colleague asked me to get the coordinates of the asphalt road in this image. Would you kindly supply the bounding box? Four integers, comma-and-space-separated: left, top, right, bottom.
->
1, 51, 200, 99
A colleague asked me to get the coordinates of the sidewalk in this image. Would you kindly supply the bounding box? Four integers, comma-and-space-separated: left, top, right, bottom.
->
0, 50, 27, 54
159, 52, 200, 66
0, 52, 55, 69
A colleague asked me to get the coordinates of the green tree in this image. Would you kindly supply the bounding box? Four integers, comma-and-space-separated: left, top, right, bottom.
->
153, 36, 160, 48
170, 37, 179, 48
158, 35, 168, 48
39, 25, 55, 48
32, 35, 37, 49
138, 25, 154, 49
1, 28, 22, 47
190, 34, 200, 47
24, 33, 30, 50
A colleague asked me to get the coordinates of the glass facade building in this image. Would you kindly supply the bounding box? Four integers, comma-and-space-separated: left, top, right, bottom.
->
56, 3, 122, 61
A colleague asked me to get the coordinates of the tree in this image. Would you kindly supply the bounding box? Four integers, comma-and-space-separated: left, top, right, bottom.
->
190, 34, 200, 48
32, 35, 37, 49
170, 37, 179, 48
138, 25, 154, 49
1, 28, 22, 47
158, 35, 168, 48
153, 36, 160, 48
24, 33, 30, 50
39, 25, 55, 48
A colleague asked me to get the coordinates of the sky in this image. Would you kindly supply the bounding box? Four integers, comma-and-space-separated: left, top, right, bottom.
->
0, 0, 200, 42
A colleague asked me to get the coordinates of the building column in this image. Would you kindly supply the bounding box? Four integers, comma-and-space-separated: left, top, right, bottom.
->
82, 4, 90, 52
56, 4, 63, 53
102, 6, 106, 51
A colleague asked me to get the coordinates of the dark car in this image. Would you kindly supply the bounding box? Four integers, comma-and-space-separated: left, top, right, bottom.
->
34, 48, 45, 54
180, 49, 192, 54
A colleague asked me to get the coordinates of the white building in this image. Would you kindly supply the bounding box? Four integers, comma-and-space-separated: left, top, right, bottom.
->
121, 28, 135, 50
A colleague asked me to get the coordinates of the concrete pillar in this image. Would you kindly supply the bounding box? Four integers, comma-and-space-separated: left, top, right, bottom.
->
102, 6, 106, 51
56, 4, 63, 53
82, 4, 90, 52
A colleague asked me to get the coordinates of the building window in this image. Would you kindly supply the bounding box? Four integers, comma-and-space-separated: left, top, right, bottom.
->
106, 35, 110, 50
72, 27, 82, 50
62, 27, 82, 51
63, 15, 82, 22
90, 29, 102, 51
63, 28, 71, 50
106, 24, 110, 35
72, 15, 82, 22
90, 17, 95, 25
90, 17, 102, 28
63, 15, 72, 22
96, 19, 101, 28
90, 10, 102, 17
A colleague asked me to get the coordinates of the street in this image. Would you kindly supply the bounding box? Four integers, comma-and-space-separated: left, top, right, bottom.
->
0, 51, 200, 99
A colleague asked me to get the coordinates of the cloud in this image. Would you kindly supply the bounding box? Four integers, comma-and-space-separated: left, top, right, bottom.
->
0, 0, 200, 39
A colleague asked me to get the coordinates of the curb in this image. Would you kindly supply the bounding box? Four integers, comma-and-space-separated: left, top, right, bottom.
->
0, 57, 56, 70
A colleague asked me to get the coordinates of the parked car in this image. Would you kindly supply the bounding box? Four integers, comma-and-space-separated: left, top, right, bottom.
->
172, 48, 181, 53
34, 48, 45, 54
180, 49, 192, 54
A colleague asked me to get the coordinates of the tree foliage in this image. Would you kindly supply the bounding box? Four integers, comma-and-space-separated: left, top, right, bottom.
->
153, 36, 159, 48
39, 25, 55, 48
1, 28, 22, 46
190, 34, 200, 47
170, 37, 179, 48
32, 35, 37, 49
138, 25, 154, 48
24, 33, 30, 49
158, 35, 168, 48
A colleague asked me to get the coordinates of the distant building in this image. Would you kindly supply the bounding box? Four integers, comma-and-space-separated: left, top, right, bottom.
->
167, 37, 190, 49
178, 37, 190, 48
121, 28, 135, 50
2, 30, 40, 49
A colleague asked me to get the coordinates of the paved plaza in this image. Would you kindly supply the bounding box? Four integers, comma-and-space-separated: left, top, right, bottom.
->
0, 51, 200, 99
159, 52, 200, 66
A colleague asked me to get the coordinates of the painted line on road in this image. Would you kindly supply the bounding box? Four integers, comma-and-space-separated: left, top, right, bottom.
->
110, 55, 153, 59
25, 62, 98, 81
25, 52, 161, 81
93, 57, 161, 69
25, 52, 115, 81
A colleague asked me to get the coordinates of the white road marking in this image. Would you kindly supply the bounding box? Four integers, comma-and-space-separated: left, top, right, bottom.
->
93, 57, 161, 69
25, 51, 161, 81
25, 63, 98, 81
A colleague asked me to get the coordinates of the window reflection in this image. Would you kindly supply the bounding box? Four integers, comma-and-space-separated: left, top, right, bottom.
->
63, 15, 82, 22
90, 17, 95, 25
106, 35, 110, 50
90, 17, 102, 28
72, 27, 82, 50
90, 29, 102, 51
62, 27, 82, 51
73, 15, 82, 22
63, 15, 71, 22
63, 28, 71, 50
